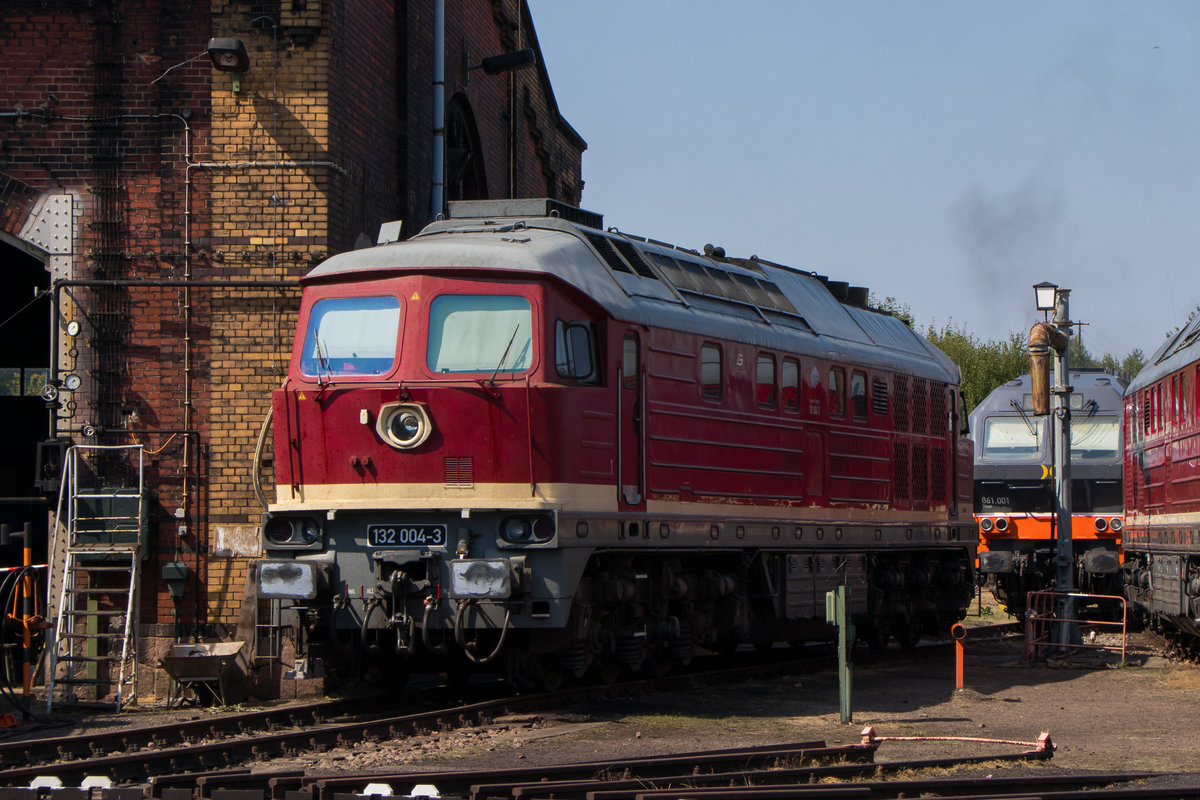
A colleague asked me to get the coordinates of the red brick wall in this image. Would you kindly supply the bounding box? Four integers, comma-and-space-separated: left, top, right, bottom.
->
1, 0, 584, 689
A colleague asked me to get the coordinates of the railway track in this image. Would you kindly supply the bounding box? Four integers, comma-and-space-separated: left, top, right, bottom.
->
0, 623, 1031, 790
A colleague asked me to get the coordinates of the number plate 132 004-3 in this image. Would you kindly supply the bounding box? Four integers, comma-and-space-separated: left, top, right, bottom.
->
367, 524, 447, 548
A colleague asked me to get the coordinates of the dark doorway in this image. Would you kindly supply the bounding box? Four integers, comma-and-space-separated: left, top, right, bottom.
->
0, 241, 51, 565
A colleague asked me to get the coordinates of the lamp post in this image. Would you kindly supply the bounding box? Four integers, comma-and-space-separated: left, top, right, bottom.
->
1028, 281, 1080, 647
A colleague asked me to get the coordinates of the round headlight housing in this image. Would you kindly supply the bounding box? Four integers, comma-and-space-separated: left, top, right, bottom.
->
1109, 517, 1123, 533
979, 518, 994, 533
265, 516, 294, 544
377, 402, 433, 450
994, 517, 1009, 533
264, 515, 323, 547
503, 517, 532, 542
500, 514, 556, 545
1094, 517, 1109, 533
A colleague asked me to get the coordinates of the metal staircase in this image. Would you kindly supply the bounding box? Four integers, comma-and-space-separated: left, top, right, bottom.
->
47, 444, 145, 710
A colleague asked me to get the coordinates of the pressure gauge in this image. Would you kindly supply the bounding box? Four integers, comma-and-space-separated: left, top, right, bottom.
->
63, 373, 82, 391
65, 320, 81, 337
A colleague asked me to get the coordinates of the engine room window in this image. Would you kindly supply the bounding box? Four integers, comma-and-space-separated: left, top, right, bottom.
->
781, 358, 800, 413
301, 296, 401, 377
829, 367, 846, 418
851, 371, 867, 420
427, 295, 532, 374
981, 417, 1043, 460
701, 343, 722, 401
556, 320, 596, 381
756, 354, 776, 408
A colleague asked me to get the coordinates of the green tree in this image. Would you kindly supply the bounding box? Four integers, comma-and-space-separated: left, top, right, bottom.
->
923, 322, 1028, 413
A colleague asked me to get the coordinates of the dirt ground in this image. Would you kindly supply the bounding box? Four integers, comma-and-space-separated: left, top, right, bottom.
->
266, 602, 1200, 781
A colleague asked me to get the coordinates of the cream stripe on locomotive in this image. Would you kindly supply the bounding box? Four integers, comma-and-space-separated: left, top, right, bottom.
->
275, 480, 959, 525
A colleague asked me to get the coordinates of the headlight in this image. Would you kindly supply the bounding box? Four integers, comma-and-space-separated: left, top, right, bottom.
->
500, 514, 555, 545
1109, 517, 1123, 532
1094, 517, 1109, 533
376, 402, 433, 450
994, 517, 1009, 533
262, 515, 323, 548
979, 518, 994, 533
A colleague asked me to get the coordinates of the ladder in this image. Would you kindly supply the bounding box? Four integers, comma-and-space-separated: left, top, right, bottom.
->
47, 444, 145, 711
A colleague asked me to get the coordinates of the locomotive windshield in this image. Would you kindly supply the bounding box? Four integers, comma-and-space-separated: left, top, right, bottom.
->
427, 295, 532, 374
981, 417, 1043, 460
300, 296, 401, 377
1069, 416, 1120, 460
980, 414, 1120, 462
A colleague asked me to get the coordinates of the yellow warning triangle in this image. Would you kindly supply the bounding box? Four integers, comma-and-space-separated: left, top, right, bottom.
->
297, 392, 307, 400
410, 292, 420, 300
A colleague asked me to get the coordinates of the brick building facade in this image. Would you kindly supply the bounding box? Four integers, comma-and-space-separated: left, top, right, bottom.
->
0, 0, 584, 702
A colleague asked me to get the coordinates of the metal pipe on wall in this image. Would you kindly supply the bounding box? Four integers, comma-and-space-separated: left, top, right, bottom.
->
432, 0, 445, 219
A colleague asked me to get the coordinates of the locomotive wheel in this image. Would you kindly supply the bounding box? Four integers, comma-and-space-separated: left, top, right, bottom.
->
592, 655, 621, 686
538, 658, 565, 692
863, 620, 890, 651
895, 623, 920, 649
646, 651, 672, 678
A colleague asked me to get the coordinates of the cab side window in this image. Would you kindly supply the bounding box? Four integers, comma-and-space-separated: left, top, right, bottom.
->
555, 320, 596, 382
622, 333, 639, 389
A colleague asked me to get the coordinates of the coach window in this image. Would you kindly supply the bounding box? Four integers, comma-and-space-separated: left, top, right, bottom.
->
701, 343, 723, 401
622, 333, 639, 389
756, 353, 776, 408
850, 371, 867, 421
556, 320, 596, 382
781, 358, 800, 413
829, 367, 846, 418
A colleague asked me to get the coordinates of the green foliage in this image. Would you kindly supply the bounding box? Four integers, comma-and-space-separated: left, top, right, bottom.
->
870, 295, 914, 327
923, 322, 1028, 412
868, 294, 1146, 412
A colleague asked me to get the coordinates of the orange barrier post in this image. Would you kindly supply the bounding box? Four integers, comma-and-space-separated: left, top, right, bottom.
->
951, 623, 967, 690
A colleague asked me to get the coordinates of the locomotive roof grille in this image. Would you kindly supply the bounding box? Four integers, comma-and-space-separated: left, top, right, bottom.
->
308, 199, 957, 383
582, 229, 805, 324
609, 237, 657, 279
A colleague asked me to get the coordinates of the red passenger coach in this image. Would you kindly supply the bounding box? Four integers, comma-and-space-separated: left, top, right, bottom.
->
257, 199, 978, 688
1123, 319, 1200, 647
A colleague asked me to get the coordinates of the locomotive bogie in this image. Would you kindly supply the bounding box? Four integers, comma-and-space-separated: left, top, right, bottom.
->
257, 199, 979, 687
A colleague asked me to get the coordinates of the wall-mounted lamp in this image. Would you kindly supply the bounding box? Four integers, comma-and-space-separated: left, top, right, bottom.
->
207, 37, 250, 92
463, 47, 536, 85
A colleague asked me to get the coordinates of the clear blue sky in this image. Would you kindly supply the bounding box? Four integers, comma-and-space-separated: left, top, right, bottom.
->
526, 1, 1200, 361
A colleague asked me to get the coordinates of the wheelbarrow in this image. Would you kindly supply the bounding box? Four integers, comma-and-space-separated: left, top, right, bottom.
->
158, 642, 244, 706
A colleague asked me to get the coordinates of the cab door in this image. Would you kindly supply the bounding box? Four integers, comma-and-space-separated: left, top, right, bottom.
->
618, 331, 644, 509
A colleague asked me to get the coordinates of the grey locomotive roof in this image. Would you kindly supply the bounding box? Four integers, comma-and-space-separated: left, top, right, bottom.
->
1129, 314, 1200, 393
969, 369, 1128, 428
306, 209, 959, 384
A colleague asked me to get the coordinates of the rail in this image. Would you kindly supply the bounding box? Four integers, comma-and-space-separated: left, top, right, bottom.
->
1025, 590, 1128, 663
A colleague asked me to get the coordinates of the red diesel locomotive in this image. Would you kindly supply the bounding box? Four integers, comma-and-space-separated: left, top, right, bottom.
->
256, 199, 978, 688
1123, 317, 1200, 648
